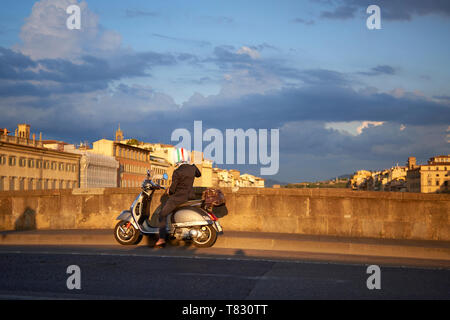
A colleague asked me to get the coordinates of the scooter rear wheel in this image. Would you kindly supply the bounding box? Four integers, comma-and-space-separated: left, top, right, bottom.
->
114, 220, 143, 245
191, 225, 217, 248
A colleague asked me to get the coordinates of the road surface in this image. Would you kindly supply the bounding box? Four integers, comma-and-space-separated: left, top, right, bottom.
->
0, 245, 448, 300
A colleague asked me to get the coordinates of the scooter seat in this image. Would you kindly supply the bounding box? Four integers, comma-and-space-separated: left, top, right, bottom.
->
176, 199, 203, 209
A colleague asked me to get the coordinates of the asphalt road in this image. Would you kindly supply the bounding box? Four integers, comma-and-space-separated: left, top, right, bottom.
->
0, 245, 449, 300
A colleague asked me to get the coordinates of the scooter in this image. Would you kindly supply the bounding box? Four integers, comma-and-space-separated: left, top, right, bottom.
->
114, 170, 224, 247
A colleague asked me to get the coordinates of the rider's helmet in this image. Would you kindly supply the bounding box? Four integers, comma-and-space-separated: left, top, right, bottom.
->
173, 147, 190, 166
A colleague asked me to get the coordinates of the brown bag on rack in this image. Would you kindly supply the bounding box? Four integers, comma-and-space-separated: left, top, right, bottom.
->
202, 188, 225, 209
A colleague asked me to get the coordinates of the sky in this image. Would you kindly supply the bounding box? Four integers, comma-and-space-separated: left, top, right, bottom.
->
0, 0, 449, 182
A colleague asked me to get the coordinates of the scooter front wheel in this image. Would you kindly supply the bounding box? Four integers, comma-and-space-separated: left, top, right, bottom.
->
114, 220, 143, 245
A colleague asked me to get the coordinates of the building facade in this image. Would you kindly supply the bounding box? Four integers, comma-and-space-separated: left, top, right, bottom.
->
211, 168, 265, 188
63, 145, 119, 188
0, 125, 80, 191
91, 139, 152, 188
349, 170, 372, 190
407, 155, 450, 193
150, 155, 172, 187
212, 168, 233, 188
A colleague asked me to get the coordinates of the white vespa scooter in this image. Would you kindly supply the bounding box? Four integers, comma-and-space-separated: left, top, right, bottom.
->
114, 170, 223, 247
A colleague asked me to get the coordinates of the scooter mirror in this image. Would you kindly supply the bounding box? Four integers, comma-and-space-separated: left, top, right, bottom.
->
163, 173, 168, 180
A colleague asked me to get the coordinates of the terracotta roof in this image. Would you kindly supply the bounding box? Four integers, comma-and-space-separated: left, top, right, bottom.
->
42, 140, 70, 145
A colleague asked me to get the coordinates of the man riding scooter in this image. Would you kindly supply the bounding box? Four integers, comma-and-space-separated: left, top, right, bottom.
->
155, 148, 201, 247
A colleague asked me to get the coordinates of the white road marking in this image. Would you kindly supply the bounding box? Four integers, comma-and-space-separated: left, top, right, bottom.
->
0, 248, 446, 270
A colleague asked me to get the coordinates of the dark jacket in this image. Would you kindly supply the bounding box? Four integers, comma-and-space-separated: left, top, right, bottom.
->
168, 164, 201, 201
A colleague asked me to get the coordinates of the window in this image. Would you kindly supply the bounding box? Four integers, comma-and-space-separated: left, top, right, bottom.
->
28, 159, 35, 168
51, 162, 57, 170
436, 181, 439, 186
9, 177, 15, 191
72, 164, 76, 172
8, 156, 16, 166
44, 161, 50, 169
0, 155, 6, 165
19, 158, 26, 167
36, 160, 42, 169
66, 163, 70, 172
59, 163, 64, 171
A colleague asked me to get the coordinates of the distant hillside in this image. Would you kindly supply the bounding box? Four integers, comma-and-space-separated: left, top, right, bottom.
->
335, 174, 353, 180
264, 178, 287, 187
264, 174, 351, 188
284, 181, 349, 189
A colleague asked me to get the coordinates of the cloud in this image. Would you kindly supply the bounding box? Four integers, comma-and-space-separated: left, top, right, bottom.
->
358, 65, 396, 76
315, 0, 450, 21
0, 46, 178, 96
0, 47, 37, 80
17, 0, 122, 60
211, 45, 253, 66
321, 5, 357, 19
2, 58, 448, 181
208, 45, 353, 90
433, 95, 450, 102
278, 120, 449, 174
296, 69, 351, 86
236, 46, 260, 59
248, 43, 279, 52
356, 121, 384, 134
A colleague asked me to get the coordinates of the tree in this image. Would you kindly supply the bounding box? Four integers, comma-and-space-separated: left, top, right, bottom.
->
126, 139, 140, 146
